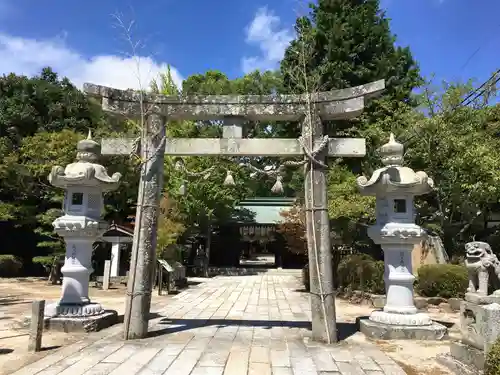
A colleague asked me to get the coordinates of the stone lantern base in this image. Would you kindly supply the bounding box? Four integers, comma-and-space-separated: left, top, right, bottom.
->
23, 302, 118, 333
358, 314, 447, 341
42, 310, 118, 333
45, 301, 105, 317
41, 301, 118, 332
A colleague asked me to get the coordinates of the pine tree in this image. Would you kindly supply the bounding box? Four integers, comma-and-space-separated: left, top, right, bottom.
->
278, 0, 424, 240
280, 0, 422, 137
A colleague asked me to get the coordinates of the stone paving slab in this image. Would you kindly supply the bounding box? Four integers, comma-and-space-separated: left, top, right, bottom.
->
10, 274, 405, 375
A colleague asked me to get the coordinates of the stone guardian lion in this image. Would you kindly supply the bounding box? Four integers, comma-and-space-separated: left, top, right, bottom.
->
465, 241, 500, 296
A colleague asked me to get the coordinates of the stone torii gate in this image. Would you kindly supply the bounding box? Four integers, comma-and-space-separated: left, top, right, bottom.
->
84, 80, 385, 343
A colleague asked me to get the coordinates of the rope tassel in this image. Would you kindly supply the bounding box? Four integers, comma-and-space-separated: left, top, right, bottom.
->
271, 175, 284, 194
174, 159, 184, 171
223, 170, 235, 186
178, 182, 186, 196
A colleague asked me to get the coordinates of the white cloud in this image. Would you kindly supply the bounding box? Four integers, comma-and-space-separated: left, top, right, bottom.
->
0, 33, 183, 90
241, 7, 294, 74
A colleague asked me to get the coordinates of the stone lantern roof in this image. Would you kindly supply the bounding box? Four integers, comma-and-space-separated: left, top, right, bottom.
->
356, 133, 434, 196
48, 130, 122, 191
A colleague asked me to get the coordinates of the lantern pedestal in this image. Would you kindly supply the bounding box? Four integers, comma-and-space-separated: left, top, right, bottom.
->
44, 217, 104, 315
42, 218, 119, 333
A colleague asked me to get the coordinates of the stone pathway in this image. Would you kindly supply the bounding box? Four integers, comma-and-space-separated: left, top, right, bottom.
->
10, 274, 406, 375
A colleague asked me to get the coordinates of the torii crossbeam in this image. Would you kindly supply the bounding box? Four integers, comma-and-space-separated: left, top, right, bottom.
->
84, 79, 385, 343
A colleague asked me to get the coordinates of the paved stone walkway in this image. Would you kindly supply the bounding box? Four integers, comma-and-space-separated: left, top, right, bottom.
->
11, 274, 406, 375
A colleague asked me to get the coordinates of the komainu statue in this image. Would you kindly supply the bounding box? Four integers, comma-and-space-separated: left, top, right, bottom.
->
465, 241, 500, 296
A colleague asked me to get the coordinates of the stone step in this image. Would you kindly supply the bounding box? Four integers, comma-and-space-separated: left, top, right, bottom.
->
207, 267, 302, 276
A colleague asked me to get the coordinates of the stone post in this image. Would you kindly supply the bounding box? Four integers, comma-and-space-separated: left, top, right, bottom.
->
103, 260, 111, 291
110, 241, 120, 277
356, 134, 447, 340
28, 300, 45, 352
44, 132, 121, 331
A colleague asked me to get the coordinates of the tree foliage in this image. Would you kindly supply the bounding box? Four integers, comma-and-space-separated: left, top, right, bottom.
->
0, 68, 132, 261
276, 203, 307, 255
179, 69, 294, 201
389, 82, 500, 255
273, 0, 422, 252
276, 0, 424, 216
156, 194, 185, 260
2, 4, 500, 273
280, 0, 421, 105
152, 68, 253, 235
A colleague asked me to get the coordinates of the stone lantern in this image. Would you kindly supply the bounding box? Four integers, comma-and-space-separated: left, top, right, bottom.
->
356, 133, 447, 340
44, 131, 121, 330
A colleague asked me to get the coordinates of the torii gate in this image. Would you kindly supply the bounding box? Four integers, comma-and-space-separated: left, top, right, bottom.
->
84, 80, 385, 343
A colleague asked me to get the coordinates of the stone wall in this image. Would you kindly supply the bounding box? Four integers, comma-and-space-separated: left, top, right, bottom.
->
412, 241, 438, 274
411, 235, 449, 274
339, 290, 462, 313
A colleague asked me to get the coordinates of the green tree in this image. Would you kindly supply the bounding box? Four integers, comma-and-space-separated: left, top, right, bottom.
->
278, 0, 423, 247
327, 163, 376, 254
279, 0, 422, 170
0, 67, 104, 143
281, 0, 421, 111
396, 83, 500, 255
152, 68, 252, 237
156, 194, 185, 260
0, 68, 133, 264
182, 70, 302, 197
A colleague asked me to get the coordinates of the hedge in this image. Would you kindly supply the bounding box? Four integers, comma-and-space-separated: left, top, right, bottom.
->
416, 264, 468, 299
337, 254, 385, 295
0, 254, 23, 277
486, 338, 500, 375
32, 255, 57, 268
301, 254, 469, 299
32, 255, 62, 275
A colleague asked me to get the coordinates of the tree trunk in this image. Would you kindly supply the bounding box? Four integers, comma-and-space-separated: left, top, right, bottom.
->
204, 214, 211, 278
123, 113, 166, 340
302, 110, 337, 344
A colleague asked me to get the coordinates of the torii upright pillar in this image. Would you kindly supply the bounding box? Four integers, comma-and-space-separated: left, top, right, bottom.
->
84, 80, 385, 342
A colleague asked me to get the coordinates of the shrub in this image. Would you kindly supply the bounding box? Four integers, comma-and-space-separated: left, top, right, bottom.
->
33, 255, 60, 274
337, 254, 385, 294
485, 337, 500, 375
416, 264, 468, 299
33, 255, 57, 267
159, 244, 187, 262
0, 255, 23, 277
276, 204, 307, 255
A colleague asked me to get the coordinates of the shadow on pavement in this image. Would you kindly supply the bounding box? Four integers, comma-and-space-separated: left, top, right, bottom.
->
40, 345, 61, 352
148, 318, 359, 341
117, 312, 163, 324
0, 297, 31, 306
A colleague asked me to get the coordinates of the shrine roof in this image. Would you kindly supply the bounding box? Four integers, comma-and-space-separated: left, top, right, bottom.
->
233, 197, 296, 225
102, 223, 134, 238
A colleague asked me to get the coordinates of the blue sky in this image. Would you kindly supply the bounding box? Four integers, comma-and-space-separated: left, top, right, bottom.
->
0, 0, 498, 90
